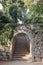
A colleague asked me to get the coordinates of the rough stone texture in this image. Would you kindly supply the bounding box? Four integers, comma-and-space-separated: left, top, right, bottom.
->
0, 45, 10, 60
0, 24, 43, 62
31, 25, 43, 62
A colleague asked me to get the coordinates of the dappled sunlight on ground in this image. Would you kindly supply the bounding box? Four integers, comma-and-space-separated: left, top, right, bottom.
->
22, 53, 32, 60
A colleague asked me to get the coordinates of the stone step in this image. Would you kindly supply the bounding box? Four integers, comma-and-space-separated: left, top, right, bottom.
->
14, 51, 29, 54
12, 56, 32, 61
13, 51, 29, 57
13, 53, 29, 56
12, 56, 24, 58
12, 52, 32, 61
13, 54, 26, 56
12, 58, 28, 61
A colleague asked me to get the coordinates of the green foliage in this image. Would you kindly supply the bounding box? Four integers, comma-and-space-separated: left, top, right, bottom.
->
2, 0, 12, 13
0, 13, 16, 45
9, 4, 23, 23
0, 15, 10, 23
0, 0, 43, 45
9, 4, 18, 23
29, 0, 43, 24
0, 24, 13, 45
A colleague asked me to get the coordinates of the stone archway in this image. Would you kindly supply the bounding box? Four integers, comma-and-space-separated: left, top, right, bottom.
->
12, 32, 32, 60
12, 33, 30, 56
10, 25, 33, 60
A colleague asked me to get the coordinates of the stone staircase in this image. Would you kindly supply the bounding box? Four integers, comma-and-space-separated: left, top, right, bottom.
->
12, 50, 32, 61
12, 52, 27, 60
12, 34, 31, 61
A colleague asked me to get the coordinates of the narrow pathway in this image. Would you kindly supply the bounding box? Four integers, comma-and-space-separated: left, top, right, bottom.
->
0, 61, 43, 65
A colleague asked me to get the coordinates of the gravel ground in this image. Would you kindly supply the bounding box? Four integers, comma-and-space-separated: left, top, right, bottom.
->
0, 61, 43, 65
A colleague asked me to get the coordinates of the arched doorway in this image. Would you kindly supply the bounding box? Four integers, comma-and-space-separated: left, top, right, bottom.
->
12, 33, 30, 60
14, 33, 30, 54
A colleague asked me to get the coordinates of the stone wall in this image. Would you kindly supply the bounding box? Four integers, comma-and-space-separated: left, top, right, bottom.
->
31, 26, 43, 61
0, 45, 10, 60
0, 24, 43, 62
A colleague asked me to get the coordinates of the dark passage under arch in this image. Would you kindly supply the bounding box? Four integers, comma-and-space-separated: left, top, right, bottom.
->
12, 33, 30, 57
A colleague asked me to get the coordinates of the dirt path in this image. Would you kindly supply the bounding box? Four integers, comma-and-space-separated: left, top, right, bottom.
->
0, 61, 43, 65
